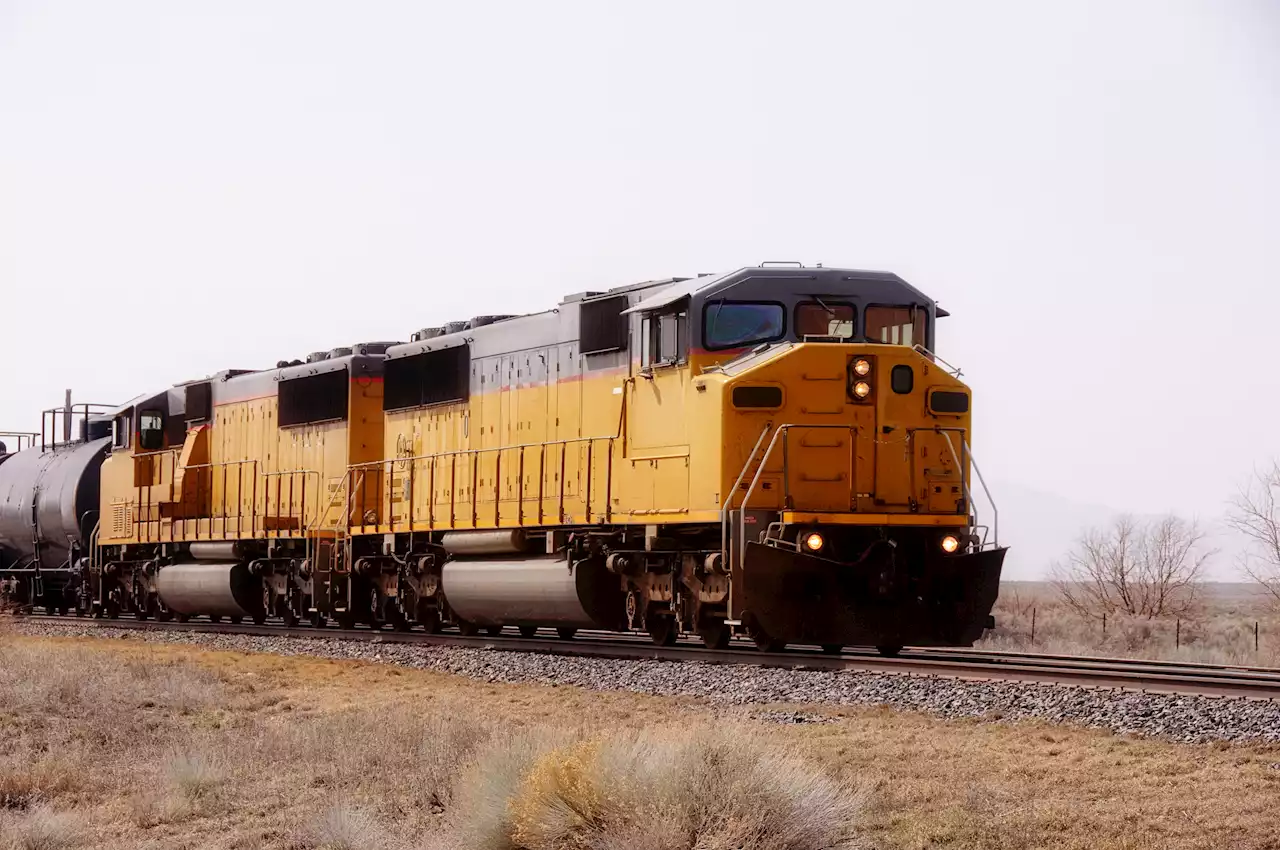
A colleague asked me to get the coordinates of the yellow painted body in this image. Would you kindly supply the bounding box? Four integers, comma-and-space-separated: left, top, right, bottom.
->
98, 379, 385, 546
352, 343, 971, 537
98, 343, 971, 546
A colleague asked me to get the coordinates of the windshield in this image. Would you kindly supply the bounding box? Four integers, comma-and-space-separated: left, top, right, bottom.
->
796, 302, 854, 339
864, 306, 927, 346
703, 302, 786, 350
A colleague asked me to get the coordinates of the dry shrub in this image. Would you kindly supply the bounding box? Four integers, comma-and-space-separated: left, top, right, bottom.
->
448, 727, 574, 850
445, 725, 866, 850
1, 804, 82, 850
299, 805, 399, 850
167, 751, 224, 802
0, 759, 83, 811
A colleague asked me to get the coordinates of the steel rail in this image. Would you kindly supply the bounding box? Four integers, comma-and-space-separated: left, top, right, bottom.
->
14, 615, 1280, 701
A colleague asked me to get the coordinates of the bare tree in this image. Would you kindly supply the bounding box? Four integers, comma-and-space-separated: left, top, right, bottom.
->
1050, 514, 1211, 620
1226, 462, 1280, 611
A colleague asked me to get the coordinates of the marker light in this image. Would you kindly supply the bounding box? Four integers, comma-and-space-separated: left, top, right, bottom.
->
804, 532, 825, 552
852, 358, 872, 377
853, 381, 872, 399
941, 534, 960, 554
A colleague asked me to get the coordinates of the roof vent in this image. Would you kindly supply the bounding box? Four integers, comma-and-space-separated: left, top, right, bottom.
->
306, 351, 330, 363
443, 320, 469, 335
469, 314, 515, 328
410, 327, 445, 342
352, 341, 400, 356
329, 346, 354, 359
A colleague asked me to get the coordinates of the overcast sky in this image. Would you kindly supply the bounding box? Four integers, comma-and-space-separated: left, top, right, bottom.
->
2, 1, 1276, 578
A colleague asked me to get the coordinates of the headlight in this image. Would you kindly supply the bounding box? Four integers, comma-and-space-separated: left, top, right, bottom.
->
941, 534, 960, 554
852, 358, 871, 377
803, 531, 825, 552
853, 381, 871, 399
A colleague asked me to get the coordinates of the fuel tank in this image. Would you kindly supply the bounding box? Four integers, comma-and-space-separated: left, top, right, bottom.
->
441, 556, 626, 629
0, 438, 109, 569
155, 562, 261, 617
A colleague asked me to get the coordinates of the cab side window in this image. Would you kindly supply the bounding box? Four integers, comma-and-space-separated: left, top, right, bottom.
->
112, 416, 131, 450
138, 411, 165, 451
641, 309, 688, 368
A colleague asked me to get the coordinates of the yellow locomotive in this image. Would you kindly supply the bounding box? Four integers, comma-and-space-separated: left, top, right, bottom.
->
3, 264, 1004, 654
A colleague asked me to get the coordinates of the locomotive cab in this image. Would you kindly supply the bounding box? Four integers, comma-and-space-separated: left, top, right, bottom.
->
640, 269, 1007, 653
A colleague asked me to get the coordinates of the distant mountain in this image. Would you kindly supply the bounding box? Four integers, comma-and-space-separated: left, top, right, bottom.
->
984, 479, 1244, 581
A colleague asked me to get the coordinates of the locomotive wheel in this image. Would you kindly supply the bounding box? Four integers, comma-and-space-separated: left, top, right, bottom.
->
646, 616, 678, 647
518, 626, 538, 638
252, 611, 267, 625
209, 615, 222, 624
876, 645, 903, 657
749, 624, 786, 653
336, 614, 356, 631
698, 618, 731, 650
227, 616, 241, 625
457, 620, 479, 637
821, 644, 844, 655
134, 606, 148, 621
106, 601, 120, 619
556, 627, 577, 640
175, 613, 190, 623
484, 625, 504, 637
310, 612, 328, 629
157, 608, 173, 623
417, 606, 441, 634
282, 608, 299, 628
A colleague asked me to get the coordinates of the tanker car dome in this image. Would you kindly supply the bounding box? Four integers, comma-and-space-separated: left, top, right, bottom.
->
305, 351, 330, 363
443, 320, 469, 335
410, 327, 445, 342
469, 315, 516, 328
328, 346, 354, 358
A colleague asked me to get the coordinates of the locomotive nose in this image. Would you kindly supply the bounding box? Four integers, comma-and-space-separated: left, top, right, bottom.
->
740, 539, 1006, 649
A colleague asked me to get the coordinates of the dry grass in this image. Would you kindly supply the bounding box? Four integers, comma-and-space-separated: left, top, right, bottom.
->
2, 805, 82, 850
1, 630, 1278, 848
978, 581, 1280, 666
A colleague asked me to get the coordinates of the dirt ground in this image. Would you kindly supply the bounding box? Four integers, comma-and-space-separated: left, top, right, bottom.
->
2, 634, 1279, 849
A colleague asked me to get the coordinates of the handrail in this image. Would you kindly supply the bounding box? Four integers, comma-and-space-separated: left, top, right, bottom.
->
125, 448, 325, 543
960, 436, 997, 547
39, 403, 114, 451
936, 430, 997, 548
347, 434, 618, 531
911, 344, 963, 378
720, 423, 772, 569
0, 431, 39, 452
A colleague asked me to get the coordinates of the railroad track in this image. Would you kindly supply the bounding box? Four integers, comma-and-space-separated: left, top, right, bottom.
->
14, 614, 1280, 700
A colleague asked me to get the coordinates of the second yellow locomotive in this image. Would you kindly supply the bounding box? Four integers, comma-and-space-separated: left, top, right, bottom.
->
34, 264, 1005, 653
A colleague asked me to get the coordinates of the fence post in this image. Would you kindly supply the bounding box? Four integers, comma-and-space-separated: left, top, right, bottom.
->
1031, 607, 1036, 643
1256, 621, 1260, 652
1102, 612, 1106, 636
1176, 619, 1180, 649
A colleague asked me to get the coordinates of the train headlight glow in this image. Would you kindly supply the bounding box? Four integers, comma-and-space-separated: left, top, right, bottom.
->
941, 534, 960, 554
804, 532, 825, 552
852, 358, 872, 377
853, 381, 871, 399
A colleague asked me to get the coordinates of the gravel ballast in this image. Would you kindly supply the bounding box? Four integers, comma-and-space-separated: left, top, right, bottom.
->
12, 619, 1280, 745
